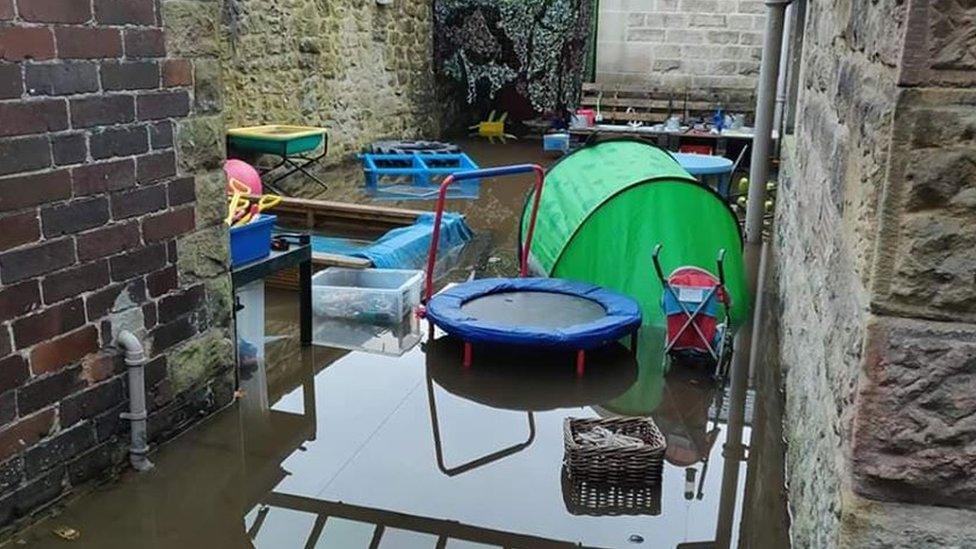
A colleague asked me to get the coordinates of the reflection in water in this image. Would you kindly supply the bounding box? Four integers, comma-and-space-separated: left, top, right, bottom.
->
425, 336, 637, 411
15, 138, 790, 547
312, 313, 421, 357
596, 326, 669, 417
426, 373, 537, 478
19, 288, 785, 549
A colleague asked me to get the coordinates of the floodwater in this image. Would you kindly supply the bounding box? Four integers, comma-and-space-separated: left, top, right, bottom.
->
12, 138, 790, 548
16, 287, 787, 548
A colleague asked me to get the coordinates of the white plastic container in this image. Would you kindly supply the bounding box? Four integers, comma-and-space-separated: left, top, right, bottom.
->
312, 267, 423, 324
313, 314, 421, 356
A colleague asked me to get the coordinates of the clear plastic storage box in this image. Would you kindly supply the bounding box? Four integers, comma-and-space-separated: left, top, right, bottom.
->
312, 268, 424, 324
312, 314, 421, 357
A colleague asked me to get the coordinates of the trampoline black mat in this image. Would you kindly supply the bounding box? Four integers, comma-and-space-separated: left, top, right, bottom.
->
460, 291, 607, 329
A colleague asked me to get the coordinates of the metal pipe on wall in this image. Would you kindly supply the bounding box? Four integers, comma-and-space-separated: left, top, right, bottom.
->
772, 3, 795, 142
732, 0, 794, 383
117, 330, 154, 472
722, 3, 793, 526
745, 0, 792, 250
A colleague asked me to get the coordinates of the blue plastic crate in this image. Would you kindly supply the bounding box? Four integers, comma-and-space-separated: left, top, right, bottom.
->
544, 133, 570, 152
360, 152, 480, 200
230, 214, 277, 267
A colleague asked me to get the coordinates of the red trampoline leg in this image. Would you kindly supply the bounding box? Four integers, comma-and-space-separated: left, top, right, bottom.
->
462, 342, 472, 369
576, 350, 585, 377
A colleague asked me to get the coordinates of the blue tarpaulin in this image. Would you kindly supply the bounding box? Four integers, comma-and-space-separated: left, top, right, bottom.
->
312, 213, 473, 270
309, 236, 372, 257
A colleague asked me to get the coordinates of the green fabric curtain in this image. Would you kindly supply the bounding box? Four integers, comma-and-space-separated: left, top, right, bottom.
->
434, 0, 595, 115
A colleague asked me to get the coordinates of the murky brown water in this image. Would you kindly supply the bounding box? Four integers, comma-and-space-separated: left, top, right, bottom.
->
13, 139, 789, 548
16, 297, 779, 548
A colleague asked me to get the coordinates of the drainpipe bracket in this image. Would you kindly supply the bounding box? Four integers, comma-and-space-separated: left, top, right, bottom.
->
764, 0, 793, 5
120, 411, 147, 421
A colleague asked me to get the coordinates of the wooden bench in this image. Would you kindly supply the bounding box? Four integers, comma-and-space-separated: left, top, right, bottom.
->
579, 82, 755, 125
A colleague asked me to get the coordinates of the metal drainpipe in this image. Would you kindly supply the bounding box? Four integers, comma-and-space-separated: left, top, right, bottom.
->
720, 4, 793, 536
745, 0, 792, 250
117, 330, 154, 472
732, 0, 794, 384
772, 3, 794, 146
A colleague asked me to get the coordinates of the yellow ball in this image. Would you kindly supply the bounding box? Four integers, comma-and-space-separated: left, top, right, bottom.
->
766, 181, 777, 191
764, 199, 774, 212
736, 196, 747, 208
737, 177, 749, 194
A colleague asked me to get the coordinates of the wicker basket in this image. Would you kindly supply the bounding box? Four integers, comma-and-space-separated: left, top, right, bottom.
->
563, 417, 667, 485
561, 467, 662, 516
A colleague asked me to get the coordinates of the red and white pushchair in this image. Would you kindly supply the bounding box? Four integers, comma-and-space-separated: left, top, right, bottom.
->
652, 245, 733, 379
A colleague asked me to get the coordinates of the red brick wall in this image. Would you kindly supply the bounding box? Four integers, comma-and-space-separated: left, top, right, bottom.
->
0, 0, 231, 525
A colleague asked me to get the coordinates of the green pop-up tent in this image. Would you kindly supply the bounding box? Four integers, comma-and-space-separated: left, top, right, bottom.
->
519, 138, 749, 327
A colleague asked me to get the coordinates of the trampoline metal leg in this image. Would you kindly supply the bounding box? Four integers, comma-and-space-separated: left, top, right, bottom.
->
630, 332, 639, 355
462, 342, 472, 369
576, 350, 585, 378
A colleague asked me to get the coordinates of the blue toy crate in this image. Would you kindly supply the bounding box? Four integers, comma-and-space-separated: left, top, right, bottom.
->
230, 214, 277, 267
360, 152, 480, 200
544, 133, 570, 153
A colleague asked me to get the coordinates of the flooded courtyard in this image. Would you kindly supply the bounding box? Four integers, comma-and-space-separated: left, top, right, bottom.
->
10, 140, 788, 548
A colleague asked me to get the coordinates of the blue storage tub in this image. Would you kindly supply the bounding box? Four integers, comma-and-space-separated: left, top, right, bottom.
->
230, 214, 276, 267
544, 133, 570, 152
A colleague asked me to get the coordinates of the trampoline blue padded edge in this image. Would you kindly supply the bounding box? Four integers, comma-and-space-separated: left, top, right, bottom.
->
426, 278, 642, 350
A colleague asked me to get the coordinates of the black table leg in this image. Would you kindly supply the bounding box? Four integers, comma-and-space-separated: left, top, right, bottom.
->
264, 152, 328, 193
299, 254, 312, 347
284, 155, 328, 191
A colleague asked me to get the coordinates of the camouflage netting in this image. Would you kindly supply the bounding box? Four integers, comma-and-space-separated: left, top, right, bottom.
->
434, 0, 595, 116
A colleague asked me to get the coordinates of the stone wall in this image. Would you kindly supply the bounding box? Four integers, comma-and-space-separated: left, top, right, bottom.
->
221, 0, 442, 163
0, 0, 233, 528
596, 0, 765, 95
775, 0, 976, 546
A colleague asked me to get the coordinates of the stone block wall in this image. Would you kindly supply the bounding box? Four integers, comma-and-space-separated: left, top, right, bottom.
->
220, 0, 442, 163
0, 0, 233, 528
596, 0, 765, 95
776, 0, 976, 546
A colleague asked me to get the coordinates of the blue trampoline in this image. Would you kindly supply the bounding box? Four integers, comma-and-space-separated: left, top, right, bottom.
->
419, 165, 643, 376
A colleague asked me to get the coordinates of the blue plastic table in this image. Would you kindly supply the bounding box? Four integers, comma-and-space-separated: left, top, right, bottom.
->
673, 152, 735, 198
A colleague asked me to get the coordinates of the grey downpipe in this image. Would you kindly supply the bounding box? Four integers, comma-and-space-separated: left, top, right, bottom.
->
733, 0, 793, 368
720, 5, 793, 538
117, 330, 154, 472
745, 0, 792, 249
772, 3, 794, 142
715, 241, 768, 549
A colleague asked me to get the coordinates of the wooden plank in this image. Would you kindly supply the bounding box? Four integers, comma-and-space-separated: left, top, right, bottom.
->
581, 98, 754, 115
248, 194, 423, 236
312, 252, 372, 269
257, 195, 422, 226
587, 96, 749, 111
581, 83, 754, 112
568, 127, 746, 142
584, 81, 753, 99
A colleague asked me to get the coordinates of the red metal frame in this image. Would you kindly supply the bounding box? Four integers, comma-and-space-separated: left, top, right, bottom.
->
422, 164, 546, 303
420, 163, 635, 377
